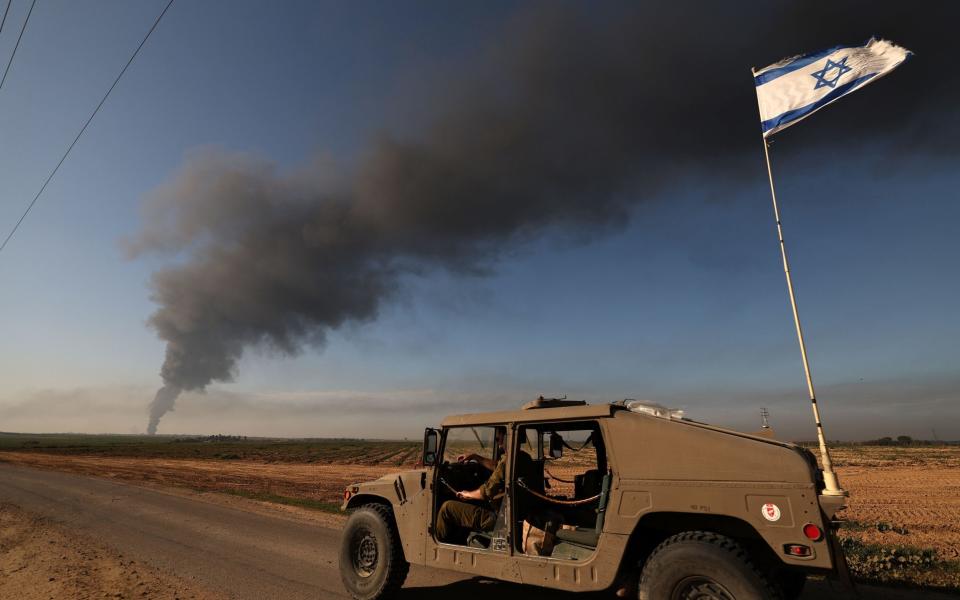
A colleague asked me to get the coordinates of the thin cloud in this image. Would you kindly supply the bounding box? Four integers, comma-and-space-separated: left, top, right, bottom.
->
125, 2, 960, 433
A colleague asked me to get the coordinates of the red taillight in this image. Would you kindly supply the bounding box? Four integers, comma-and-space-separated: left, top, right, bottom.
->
784, 544, 812, 557
802, 523, 823, 541
344, 488, 352, 502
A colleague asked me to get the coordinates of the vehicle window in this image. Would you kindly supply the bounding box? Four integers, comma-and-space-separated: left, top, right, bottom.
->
542, 428, 599, 498
513, 422, 606, 500
512, 422, 608, 559
522, 428, 538, 454
442, 426, 499, 464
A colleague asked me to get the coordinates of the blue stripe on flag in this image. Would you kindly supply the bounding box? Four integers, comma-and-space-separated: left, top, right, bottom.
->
760, 72, 877, 134
754, 43, 850, 86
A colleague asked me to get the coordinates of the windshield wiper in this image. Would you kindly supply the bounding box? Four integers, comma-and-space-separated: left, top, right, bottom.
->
470, 427, 485, 449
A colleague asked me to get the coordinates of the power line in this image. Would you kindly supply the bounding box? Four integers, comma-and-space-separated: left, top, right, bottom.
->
0, 0, 36, 92
0, 0, 12, 36
0, 0, 175, 256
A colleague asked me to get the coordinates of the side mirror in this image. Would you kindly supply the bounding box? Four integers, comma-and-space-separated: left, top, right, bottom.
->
548, 432, 564, 459
422, 428, 440, 466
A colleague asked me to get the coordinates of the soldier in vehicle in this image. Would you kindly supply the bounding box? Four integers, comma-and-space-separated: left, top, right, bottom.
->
438, 428, 551, 547
435, 428, 507, 544
342, 400, 850, 600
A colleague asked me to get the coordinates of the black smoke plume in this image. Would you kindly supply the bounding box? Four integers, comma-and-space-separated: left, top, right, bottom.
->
129, 2, 959, 433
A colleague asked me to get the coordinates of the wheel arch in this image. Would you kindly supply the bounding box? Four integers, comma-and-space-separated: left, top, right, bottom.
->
345, 493, 394, 511
617, 511, 783, 578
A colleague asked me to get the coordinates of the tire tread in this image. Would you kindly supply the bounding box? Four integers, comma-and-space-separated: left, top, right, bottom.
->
640, 530, 784, 600
343, 502, 410, 599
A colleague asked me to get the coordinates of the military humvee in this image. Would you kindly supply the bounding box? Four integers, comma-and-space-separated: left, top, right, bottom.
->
338, 398, 852, 599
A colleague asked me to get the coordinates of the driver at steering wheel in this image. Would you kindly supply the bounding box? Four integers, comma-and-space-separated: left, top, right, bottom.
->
436, 428, 507, 544
456, 449, 497, 471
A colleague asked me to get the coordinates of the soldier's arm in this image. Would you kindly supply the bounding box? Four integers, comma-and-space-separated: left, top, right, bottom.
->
457, 457, 505, 501
457, 487, 484, 501
458, 453, 496, 470
479, 457, 506, 500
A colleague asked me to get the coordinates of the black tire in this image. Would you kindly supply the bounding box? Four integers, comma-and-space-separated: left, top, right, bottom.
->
339, 503, 409, 600
638, 531, 783, 600
775, 571, 806, 600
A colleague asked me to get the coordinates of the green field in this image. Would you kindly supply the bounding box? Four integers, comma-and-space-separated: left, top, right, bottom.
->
0, 432, 420, 465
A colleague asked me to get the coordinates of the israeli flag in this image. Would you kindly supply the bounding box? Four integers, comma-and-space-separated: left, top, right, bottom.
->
754, 38, 911, 138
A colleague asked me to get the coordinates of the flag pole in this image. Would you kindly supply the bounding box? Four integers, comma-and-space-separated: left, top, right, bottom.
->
752, 69, 846, 497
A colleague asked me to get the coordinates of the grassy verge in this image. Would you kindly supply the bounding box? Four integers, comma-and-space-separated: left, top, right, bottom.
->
218, 488, 343, 514
839, 519, 910, 535
840, 536, 960, 592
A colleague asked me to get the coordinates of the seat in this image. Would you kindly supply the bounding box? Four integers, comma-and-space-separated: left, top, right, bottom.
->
553, 470, 612, 549
574, 469, 602, 499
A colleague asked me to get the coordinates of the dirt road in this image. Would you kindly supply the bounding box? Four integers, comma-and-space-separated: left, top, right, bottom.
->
0, 463, 953, 600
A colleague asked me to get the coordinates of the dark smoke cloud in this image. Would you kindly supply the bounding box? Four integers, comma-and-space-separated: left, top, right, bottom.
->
148, 384, 181, 436
129, 2, 959, 433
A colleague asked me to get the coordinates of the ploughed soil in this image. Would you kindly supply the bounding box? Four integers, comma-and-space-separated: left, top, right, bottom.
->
0, 502, 223, 600
1, 440, 959, 592
828, 446, 960, 562
1, 445, 957, 556
1, 446, 958, 557
0, 451, 390, 510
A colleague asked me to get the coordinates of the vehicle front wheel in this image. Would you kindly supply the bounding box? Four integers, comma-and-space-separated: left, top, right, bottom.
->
638, 531, 783, 600
339, 503, 409, 600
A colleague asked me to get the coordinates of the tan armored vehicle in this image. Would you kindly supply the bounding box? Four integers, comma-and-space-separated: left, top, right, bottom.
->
339, 398, 852, 599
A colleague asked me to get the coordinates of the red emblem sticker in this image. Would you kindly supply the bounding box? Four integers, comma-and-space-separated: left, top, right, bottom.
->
762, 502, 781, 522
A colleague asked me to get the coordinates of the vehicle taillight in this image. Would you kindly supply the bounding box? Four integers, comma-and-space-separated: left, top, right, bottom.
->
784, 544, 812, 557
802, 523, 823, 541
344, 488, 352, 502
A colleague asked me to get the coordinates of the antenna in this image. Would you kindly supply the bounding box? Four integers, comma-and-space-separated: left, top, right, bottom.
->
752, 70, 845, 497
760, 408, 771, 429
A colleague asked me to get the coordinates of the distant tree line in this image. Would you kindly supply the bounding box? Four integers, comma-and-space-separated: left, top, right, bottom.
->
798, 437, 958, 447
171, 434, 248, 443
865, 435, 939, 446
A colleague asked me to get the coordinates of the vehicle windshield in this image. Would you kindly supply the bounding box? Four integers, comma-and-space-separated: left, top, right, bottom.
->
442, 426, 498, 464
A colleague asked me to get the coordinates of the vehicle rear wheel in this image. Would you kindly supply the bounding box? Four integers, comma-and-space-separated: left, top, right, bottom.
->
776, 570, 806, 600
638, 531, 783, 600
339, 503, 409, 600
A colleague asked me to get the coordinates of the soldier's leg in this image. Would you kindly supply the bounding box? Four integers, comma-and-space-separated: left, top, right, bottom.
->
436, 500, 495, 544
473, 505, 496, 531
436, 500, 470, 543
458, 502, 495, 532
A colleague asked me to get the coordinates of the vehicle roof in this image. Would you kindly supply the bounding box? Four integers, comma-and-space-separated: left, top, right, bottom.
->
441, 403, 615, 427
440, 402, 803, 452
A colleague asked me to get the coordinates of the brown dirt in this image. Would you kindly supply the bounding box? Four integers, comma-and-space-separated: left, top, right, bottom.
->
0, 451, 393, 505
0, 502, 223, 600
2, 444, 958, 588
828, 446, 960, 562
3, 446, 959, 561
0, 448, 604, 506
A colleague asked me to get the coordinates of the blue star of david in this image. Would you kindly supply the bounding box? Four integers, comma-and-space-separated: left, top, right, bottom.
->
811, 56, 852, 89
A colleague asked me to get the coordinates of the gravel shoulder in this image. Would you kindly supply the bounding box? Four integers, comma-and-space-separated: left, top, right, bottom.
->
0, 502, 223, 600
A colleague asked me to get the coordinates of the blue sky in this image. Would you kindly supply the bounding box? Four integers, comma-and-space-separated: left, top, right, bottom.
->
0, 1, 957, 439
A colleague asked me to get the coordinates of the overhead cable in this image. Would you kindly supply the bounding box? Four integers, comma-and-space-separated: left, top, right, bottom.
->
0, 0, 175, 255
0, 0, 36, 92
0, 0, 13, 36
